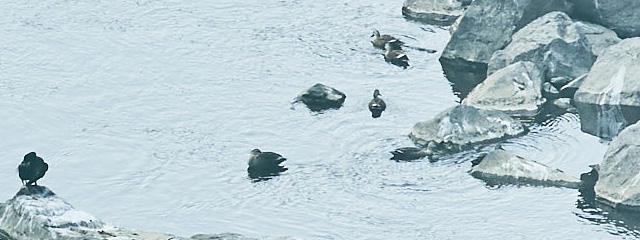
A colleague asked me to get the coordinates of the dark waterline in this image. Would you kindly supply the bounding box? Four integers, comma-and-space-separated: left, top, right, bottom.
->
0, 0, 636, 239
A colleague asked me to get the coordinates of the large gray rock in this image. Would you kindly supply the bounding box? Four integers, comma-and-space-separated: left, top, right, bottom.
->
439, 0, 572, 97
594, 121, 640, 209
569, 0, 640, 38
574, 38, 640, 139
463, 61, 545, 118
402, 0, 471, 26
409, 105, 527, 155
470, 149, 580, 188
487, 12, 595, 83
575, 21, 621, 57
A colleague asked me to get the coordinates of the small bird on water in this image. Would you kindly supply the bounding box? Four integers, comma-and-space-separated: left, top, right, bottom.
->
247, 149, 288, 180
383, 40, 409, 69
18, 152, 49, 185
371, 30, 404, 49
368, 89, 386, 118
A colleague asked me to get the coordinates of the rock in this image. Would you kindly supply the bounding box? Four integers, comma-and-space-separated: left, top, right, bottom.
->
575, 21, 621, 57
191, 233, 298, 240
293, 83, 346, 112
449, 12, 464, 35
552, 98, 573, 110
470, 149, 581, 188
573, 38, 640, 139
542, 82, 560, 100
594, 121, 640, 210
439, 0, 572, 97
409, 105, 527, 155
402, 0, 470, 26
487, 12, 596, 83
463, 61, 545, 118
0, 186, 187, 240
569, 0, 640, 38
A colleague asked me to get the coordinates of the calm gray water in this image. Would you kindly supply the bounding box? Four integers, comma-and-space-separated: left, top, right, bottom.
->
0, 0, 637, 239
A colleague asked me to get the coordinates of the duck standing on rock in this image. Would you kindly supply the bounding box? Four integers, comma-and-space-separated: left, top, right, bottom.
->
247, 149, 288, 180
18, 152, 49, 185
384, 40, 409, 69
371, 30, 404, 49
368, 89, 386, 118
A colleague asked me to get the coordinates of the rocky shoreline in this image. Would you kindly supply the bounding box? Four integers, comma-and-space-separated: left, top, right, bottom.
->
404, 0, 640, 212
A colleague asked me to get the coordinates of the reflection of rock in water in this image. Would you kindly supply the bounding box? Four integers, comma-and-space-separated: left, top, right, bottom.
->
576, 197, 640, 239
595, 104, 627, 140
575, 103, 640, 140
440, 57, 487, 99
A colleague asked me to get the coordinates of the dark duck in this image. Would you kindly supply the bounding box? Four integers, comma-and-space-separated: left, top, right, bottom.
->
247, 149, 288, 180
368, 89, 386, 118
383, 40, 409, 69
18, 152, 49, 185
371, 30, 404, 49
390, 147, 431, 161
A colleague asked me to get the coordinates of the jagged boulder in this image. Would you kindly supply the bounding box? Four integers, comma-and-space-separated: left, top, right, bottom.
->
573, 38, 640, 139
439, 0, 572, 97
570, 0, 640, 38
594, 121, 640, 210
293, 83, 346, 112
402, 0, 471, 26
487, 12, 596, 83
463, 61, 545, 118
409, 105, 527, 155
470, 149, 580, 188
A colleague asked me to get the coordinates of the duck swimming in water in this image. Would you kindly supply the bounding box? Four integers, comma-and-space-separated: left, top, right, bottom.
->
371, 30, 404, 49
368, 89, 386, 118
18, 152, 49, 185
390, 147, 430, 161
247, 149, 288, 180
383, 40, 409, 69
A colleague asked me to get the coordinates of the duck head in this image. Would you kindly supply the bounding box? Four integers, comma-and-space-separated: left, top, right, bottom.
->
373, 89, 381, 98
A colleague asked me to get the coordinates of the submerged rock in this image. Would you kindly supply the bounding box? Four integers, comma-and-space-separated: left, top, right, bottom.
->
594, 121, 640, 210
570, 0, 640, 38
463, 61, 545, 119
470, 149, 580, 188
487, 12, 596, 82
293, 83, 346, 112
439, 0, 572, 97
573, 38, 640, 139
409, 105, 526, 155
401, 0, 470, 26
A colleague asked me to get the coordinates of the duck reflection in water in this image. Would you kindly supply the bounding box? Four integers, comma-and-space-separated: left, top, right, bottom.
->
247, 149, 288, 182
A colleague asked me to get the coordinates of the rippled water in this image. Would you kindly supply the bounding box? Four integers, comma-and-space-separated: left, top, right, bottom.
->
0, 0, 637, 239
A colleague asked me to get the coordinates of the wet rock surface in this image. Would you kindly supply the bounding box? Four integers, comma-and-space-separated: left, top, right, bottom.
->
573, 38, 640, 139
409, 105, 527, 155
439, 0, 572, 97
401, 0, 470, 26
463, 61, 545, 119
594, 121, 640, 210
470, 149, 580, 188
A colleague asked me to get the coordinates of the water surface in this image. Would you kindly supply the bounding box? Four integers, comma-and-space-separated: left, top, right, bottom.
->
0, 0, 635, 239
